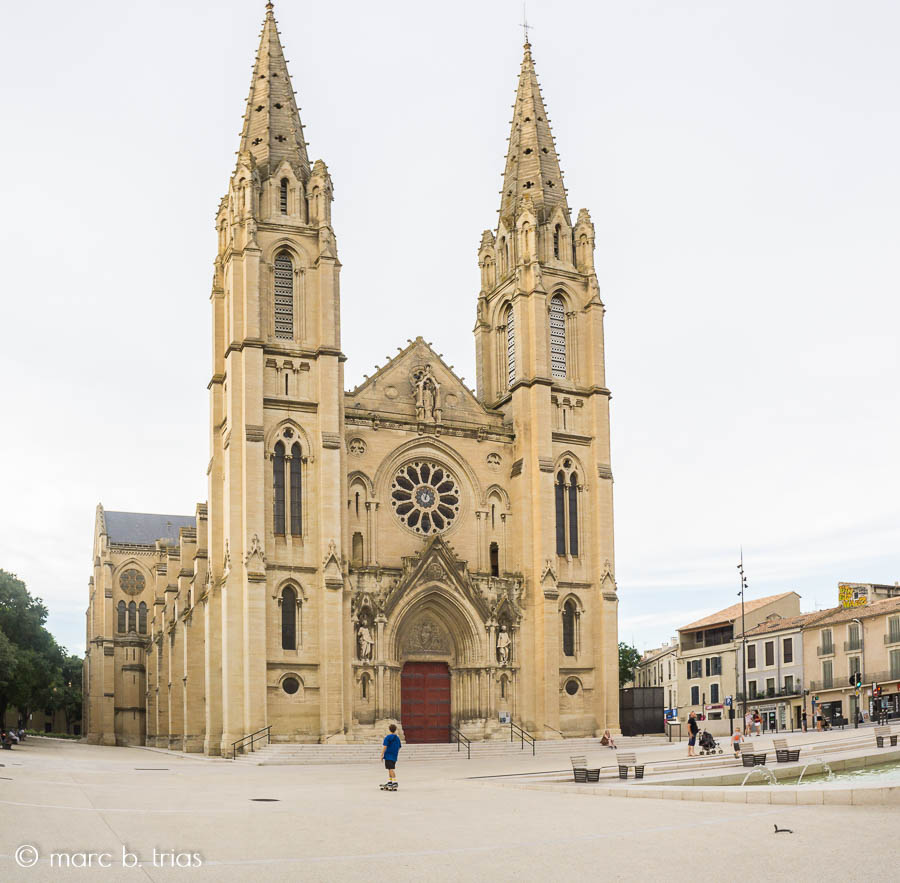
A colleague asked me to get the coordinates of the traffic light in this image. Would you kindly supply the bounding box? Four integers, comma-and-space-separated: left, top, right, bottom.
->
855, 672, 862, 689
848, 675, 855, 687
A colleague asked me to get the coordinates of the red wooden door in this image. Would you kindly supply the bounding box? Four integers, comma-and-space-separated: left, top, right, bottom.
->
401, 662, 451, 743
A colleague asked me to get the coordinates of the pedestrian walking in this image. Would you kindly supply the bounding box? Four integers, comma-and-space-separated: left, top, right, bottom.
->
687, 711, 699, 757
379, 723, 401, 791
730, 729, 744, 758
753, 710, 762, 736
744, 711, 753, 736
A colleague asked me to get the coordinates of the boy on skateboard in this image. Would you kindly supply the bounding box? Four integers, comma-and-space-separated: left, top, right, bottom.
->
380, 723, 401, 791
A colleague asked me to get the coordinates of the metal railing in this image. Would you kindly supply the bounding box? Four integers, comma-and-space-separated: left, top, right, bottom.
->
817, 645, 835, 657
511, 720, 535, 755
449, 724, 471, 760
885, 633, 900, 646
231, 725, 271, 759
844, 640, 863, 652
544, 722, 565, 738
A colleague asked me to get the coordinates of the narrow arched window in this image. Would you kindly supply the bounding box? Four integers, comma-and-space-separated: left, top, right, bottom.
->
352, 532, 364, 566
273, 441, 286, 534
499, 237, 507, 275
289, 442, 302, 536
555, 471, 567, 556
127, 601, 137, 633
280, 178, 289, 214
361, 673, 369, 699
489, 542, 500, 577
568, 472, 579, 557
505, 305, 516, 388
138, 602, 147, 635
553, 224, 561, 259
549, 294, 566, 378
281, 586, 297, 650
273, 252, 293, 339
562, 600, 577, 656
117, 600, 126, 633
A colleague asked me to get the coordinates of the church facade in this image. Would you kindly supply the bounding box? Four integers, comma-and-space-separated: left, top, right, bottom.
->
84, 2, 619, 754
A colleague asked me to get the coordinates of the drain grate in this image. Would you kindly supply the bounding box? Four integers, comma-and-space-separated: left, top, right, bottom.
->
250, 798, 280, 802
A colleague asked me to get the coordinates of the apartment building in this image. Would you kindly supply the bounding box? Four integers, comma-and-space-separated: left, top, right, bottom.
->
804, 595, 900, 725
677, 592, 801, 730
635, 639, 678, 712
736, 611, 827, 731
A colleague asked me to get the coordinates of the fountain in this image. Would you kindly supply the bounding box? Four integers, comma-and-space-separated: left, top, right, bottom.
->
740, 766, 777, 787
797, 756, 834, 785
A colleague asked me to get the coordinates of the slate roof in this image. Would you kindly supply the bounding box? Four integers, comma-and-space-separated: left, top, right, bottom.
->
104, 510, 195, 546
680, 592, 798, 631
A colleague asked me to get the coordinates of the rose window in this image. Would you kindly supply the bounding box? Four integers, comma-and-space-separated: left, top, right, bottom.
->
390, 461, 460, 534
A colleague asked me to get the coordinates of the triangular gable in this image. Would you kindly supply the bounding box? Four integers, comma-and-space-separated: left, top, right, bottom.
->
381, 534, 490, 621
345, 337, 503, 426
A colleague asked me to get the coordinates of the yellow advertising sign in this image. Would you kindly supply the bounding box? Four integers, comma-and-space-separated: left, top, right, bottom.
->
839, 584, 867, 608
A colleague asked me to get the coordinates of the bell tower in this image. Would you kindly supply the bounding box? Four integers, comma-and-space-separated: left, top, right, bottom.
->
474, 39, 618, 736
205, 1, 347, 754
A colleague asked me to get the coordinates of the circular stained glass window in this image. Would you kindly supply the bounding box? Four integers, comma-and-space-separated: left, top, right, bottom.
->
119, 569, 145, 596
282, 677, 300, 695
390, 460, 461, 534
565, 679, 579, 696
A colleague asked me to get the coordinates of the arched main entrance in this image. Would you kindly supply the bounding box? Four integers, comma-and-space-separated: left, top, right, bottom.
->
401, 661, 450, 743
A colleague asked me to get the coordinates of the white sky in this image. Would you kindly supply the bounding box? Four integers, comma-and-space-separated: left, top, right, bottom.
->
1, 0, 898, 657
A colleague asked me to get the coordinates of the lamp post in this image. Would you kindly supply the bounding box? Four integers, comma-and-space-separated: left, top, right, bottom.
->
852, 616, 864, 727
737, 551, 749, 726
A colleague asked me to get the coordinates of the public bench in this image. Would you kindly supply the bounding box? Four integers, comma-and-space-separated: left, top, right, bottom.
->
874, 726, 898, 748
616, 752, 645, 780
570, 755, 600, 782
739, 742, 767, 767
773, 738, 801, 763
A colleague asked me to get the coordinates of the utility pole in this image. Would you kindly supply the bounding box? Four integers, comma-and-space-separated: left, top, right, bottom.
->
737, 550, 749, 726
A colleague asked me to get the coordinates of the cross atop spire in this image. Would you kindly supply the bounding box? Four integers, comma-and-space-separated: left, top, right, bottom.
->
498, 39, 569, 226
236, 1, 309, 181
521, 3, 533, 45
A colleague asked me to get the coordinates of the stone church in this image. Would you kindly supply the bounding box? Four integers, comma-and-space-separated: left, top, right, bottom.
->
84, 2, 619, 753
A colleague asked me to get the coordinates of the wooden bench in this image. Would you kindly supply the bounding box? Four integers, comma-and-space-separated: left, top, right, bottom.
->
570, 755, 600, 783
739, 742, 767, 767
616, 752, 645, 779
875, 726, 898, 748
773, 738, 801, 763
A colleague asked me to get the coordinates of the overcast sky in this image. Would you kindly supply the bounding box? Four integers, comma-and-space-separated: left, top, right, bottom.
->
1, 0, 898, 658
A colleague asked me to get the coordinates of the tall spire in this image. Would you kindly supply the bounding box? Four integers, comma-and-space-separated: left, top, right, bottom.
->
237, 2, 309, 181
499, 40, 569, 225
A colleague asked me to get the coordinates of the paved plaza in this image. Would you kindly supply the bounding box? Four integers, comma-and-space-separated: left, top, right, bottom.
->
1, 736, 897, 881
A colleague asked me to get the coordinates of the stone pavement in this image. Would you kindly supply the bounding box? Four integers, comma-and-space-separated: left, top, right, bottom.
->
0, 736, 897, 881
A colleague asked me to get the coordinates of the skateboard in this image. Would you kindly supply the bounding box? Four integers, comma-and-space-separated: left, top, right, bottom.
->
379, 782, 398, 791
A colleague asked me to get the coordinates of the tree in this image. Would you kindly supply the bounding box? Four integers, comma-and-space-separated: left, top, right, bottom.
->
619, 641, 642, 688
0, 570, 69, 729
57, 655, 84, 734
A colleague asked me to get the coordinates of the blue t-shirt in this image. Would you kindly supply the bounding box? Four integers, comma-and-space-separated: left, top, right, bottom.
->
383, 733, 401, 761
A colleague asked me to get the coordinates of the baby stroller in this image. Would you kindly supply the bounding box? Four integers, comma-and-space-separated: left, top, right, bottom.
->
698, 730, 722, 755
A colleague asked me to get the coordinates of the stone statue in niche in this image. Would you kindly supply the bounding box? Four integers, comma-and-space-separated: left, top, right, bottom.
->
413, 365, 442, 424
357, 623, 374, 660
496, 626, 511, 665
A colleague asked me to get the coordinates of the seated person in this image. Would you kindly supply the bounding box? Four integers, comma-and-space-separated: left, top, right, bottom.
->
730, 730, 744, 757
600, 729, 617, 749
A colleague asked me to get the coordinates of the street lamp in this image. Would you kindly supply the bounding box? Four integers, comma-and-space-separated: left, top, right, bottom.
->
737, 551, 749, 726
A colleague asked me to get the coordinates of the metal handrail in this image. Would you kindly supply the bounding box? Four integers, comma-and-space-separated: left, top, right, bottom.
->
544, 722, 565, 737
511, 720, 535, 755
449, 724, 471, 759
231, 725, 271, 759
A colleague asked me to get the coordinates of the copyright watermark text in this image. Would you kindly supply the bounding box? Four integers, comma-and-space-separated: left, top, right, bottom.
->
14, 844, 202, 869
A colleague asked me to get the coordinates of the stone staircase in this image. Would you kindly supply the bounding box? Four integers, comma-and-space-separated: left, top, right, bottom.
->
232, 734, 664, 765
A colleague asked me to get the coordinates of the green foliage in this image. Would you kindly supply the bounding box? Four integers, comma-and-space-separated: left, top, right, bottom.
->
619, 641, 642, 688
0, 569, 77, 731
